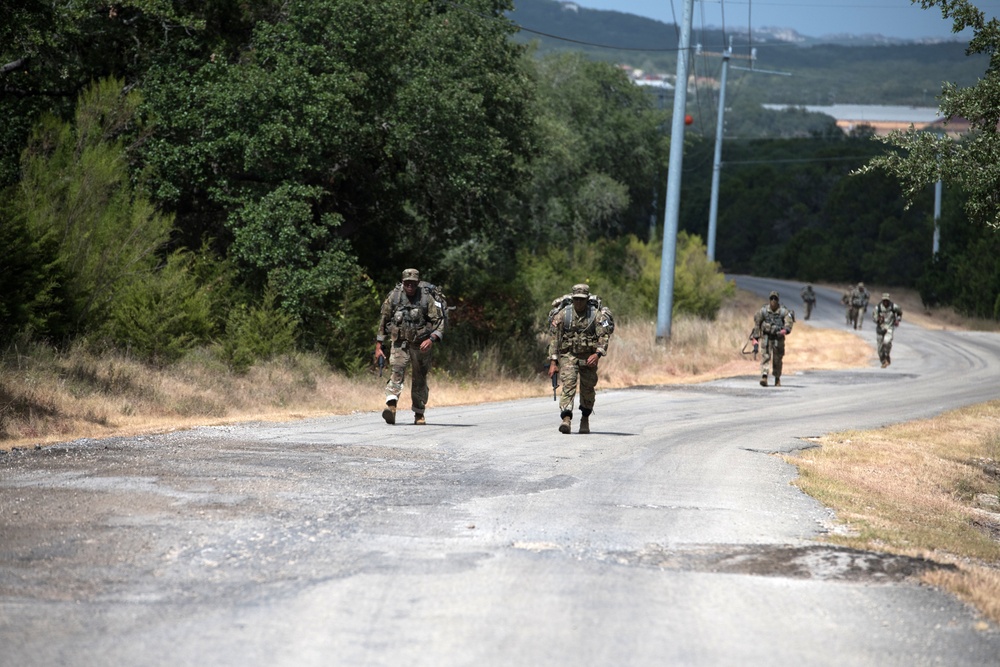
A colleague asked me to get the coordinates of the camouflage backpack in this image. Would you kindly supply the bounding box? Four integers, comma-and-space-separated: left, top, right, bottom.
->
389, 281, 451, 329
546, 292, 615, 336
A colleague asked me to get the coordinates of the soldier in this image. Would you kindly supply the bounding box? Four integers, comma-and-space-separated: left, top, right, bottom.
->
849, 281, 870, 330
872, 292, 903, 368
800, 283, 817, 320
841, 288, 852, 325
547, 284, 614, 434
752, 290, 793, 387
374, 268, 445, 425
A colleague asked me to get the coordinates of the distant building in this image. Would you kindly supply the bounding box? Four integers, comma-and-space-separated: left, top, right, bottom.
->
763, 104, 958, 136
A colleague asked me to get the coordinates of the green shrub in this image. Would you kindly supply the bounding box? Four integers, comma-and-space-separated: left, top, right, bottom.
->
222, 290, 298, 374
102, 250, 216, 364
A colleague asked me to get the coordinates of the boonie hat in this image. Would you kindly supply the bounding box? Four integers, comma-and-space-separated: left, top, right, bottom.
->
882, 292, 891, 300
571, 284, 590, 298
401, 268, 420, 283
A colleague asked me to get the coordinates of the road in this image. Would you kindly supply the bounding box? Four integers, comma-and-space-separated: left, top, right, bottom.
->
2, 277, 1000, 666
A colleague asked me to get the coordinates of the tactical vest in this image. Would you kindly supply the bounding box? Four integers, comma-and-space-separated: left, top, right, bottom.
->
758, 306, 789, 336
874, 302, 901, 330
388, 283, 435, 343
558, 305, 604, 355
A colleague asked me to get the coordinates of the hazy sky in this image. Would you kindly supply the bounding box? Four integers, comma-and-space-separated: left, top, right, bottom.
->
562, 0, 999, 40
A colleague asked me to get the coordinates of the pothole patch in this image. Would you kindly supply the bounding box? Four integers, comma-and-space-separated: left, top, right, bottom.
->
602, 543, 954, 582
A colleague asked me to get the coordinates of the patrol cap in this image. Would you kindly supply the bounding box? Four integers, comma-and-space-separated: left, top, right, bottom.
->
401, 268, 420, 283
858, 282, 865, 288
571, 284, 590, 299
882, 292, 891, 300
769, 291, 779, 300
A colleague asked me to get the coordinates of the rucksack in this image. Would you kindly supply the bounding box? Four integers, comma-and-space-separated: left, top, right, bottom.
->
391, 281, 451, 328
547, 293, 615, 336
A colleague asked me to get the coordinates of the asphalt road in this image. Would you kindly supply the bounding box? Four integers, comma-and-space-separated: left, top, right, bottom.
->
2, 277, 1000, 666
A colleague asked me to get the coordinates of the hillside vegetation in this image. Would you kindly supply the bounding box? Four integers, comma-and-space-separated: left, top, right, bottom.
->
511, 0, 989, 107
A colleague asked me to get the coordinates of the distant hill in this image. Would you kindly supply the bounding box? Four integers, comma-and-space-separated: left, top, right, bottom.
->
509, 0, 988, 107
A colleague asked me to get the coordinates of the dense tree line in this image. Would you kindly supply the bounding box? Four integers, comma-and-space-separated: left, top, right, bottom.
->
2, 0, 998, 376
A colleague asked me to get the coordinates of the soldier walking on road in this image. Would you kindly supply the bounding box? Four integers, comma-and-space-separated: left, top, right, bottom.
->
849, 282, 870, 330
547, 284, 614, 434
374, 268, 445, 425
753, 291, 793, 387
800, 284, 817, 320
873, 292, 903, 368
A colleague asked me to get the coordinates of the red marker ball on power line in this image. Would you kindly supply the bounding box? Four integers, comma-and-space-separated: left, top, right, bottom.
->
684, 114, 693, 125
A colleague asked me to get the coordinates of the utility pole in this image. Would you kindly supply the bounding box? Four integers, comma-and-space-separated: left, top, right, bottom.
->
703, 49, 788, 264
933, 131, 944, 257
705, 38, 732, 263
933, 178, 942, 256
655, 0, 694, 343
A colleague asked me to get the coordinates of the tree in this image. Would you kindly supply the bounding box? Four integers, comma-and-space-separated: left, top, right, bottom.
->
860, 1, 1000, 229
13, 78, 174, 331
139, 0, 536, 366
521, 51, 665, 246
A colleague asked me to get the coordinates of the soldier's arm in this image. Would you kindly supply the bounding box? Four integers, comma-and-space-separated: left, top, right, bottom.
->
375, 295, 393, 343
426, 299, 445, 342
753, 310, 763, 336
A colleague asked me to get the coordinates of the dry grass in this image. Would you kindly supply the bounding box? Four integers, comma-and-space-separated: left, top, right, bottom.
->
3, 287, 999, 623
788, 402, 1000, 624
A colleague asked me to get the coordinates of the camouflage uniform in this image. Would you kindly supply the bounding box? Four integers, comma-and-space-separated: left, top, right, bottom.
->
753, 291, 793, 387
375, 268, 445, 425
548, 284, 613, 434
872, 293, 902, 368
800, 284, 816, 320
849, 282, 870, 330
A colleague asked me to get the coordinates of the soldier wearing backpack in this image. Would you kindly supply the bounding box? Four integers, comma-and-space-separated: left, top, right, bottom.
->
752, 290, 793, 387
873, 292, 902, 368
374, 268, 445, 425
547, 284, 614, 434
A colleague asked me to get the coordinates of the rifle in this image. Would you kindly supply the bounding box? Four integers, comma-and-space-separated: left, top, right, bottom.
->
741, 330, 759, 360
551, 366, 560, 401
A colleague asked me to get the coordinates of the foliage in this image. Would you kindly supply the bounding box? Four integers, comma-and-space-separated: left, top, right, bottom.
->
861, 1, 1000, 229
672, 232, 736, 320
141, 0, 534, 281
102, 250, 217, 365
518, 233, 732, 325
12, 78, 174, 332
0, 199, 70, 345
0, 0, 219, 188
520, 51, 665, 245
511, 0, 989, 108
221, 289, 299, 374
676, 135, 939, 286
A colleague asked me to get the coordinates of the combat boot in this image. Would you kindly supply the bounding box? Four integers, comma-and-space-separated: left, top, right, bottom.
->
414, 413, 426, 425
559, 414, 572, 434
760, 374, 768, 387
382, 399, 397, 425
774, 377, 781, 387
579, 414, 590, 435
